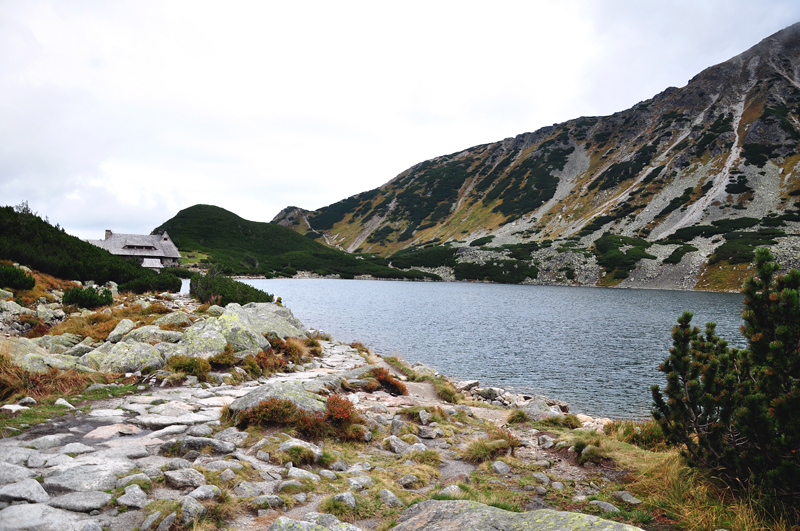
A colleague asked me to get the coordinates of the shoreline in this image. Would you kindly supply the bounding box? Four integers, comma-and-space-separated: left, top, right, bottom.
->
231, 273, 741, 294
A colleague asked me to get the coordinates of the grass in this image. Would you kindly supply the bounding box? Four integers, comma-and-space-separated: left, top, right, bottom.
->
535, 414, 582, 429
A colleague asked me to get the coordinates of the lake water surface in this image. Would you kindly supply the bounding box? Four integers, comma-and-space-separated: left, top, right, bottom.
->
214, 279, 744, 420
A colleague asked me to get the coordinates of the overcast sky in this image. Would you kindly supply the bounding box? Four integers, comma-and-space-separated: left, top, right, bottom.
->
2, 1, 799, 240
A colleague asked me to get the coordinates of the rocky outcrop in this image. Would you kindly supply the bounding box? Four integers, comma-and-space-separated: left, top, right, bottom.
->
229, 381, 327, 415
391, 500, 643, 531
79, 342, 163, 373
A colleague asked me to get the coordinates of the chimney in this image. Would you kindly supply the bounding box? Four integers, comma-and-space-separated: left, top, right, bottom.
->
105, 230, 112, 240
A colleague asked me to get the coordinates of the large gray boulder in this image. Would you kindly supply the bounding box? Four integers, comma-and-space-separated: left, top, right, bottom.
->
123, 325, 183, 344
153, 312, 193, 327
519, 397, 562, 420
0, 462, 36, 485
175, 318, 228, 358
267, 517, 363, 531
0, 503, 88, 531
229, 381, 326, 415
227, 303, 307, 338
35, 333, 82, 353
391, 500, 643, 531
107, 319, 135, 343
216, 309, 269, 352
0, 478, 50, 503
79, 341, 163, 373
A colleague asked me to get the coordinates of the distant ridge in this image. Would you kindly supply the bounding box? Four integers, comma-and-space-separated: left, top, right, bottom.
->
273, 23, 800, 290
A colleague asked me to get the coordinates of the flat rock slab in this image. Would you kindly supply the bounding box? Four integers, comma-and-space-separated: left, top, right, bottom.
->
0, 478, 50, 503
0, 503, 88, 531
49, 491, 113, 512
134, 411, 220, 428
391, 500, 643, 531
229, 381, 326, 414
83, 424, 141, 439
42, 458, 136, 492
0, 462, 36, 485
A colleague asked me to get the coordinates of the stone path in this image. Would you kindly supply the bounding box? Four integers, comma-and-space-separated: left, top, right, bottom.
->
0, 330, 640, 531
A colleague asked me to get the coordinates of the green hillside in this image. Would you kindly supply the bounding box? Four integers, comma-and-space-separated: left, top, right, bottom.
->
153, 204, 438, 280
0, 203, 179, 292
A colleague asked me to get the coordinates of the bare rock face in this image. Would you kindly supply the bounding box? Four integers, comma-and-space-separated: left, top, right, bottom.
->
391, 500, 643, 531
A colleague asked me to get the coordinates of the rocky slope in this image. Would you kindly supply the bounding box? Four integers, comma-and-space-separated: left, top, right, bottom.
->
0, 278, 652, 530
274, 23, 800, 290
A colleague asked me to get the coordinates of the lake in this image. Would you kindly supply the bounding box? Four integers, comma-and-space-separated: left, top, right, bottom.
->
185, 278, 745, 419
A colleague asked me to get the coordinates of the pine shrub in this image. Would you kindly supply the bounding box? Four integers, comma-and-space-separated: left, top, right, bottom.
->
652, 248, 800, 500
189, 266, 272, 306
0, 264, 35, 290
62, 286, 113, 309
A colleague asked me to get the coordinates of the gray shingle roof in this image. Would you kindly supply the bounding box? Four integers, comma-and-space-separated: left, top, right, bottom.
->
87, 231, 181, 259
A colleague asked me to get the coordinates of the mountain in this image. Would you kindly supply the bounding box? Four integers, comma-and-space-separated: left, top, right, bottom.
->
273, 23, 800, 290
152, 204, 438, 280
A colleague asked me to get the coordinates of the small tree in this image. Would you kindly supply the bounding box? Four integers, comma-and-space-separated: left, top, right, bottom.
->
652, 248, 800, 499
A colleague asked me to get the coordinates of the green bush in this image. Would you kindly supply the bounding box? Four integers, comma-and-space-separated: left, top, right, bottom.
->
190, 266, 273, 306
62, 286, 113, 309
652, 249, 800, 500
0, 264, 35, 290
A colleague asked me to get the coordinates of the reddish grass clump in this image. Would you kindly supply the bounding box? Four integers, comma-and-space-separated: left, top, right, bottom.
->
0, 353, 107, 402
255, 349, 287, 374
235, 395, 365, 441
370, 367, 408, 396
236, 397, 298, 428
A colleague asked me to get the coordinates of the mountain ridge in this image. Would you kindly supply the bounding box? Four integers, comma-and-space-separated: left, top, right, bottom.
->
273, 22, 800, 290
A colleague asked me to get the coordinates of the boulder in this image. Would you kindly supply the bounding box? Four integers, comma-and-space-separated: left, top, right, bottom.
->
36, 333, 82, 352
0, 462, 36, 485
229, 381, 326, 415
206, 305, 225, 316
277, 438, 324, 462
0, 503, 88, 531
491, 461, 511, 475
216, 310, 269, 352
0, 478, 50, 503
0, 300, 30, 315
228, 303, 307, 338
188, 485, 222, 500
251, 494, 284, 508
117, 484, 148, 508
304, 513, 363, 531
612, 491, 642, 505
123, 325, 183, 344
0, 289, 12, 300
287, 468, 320, 483
267, 516, 363, 531
153, 312, 193, 327
379, 489, 404, 507
347, 475, 374, 490
107, 319, 135, 343
175, 318, 228, 358
177, 436, 236, 454
164, 468, 206, 489
212, 427, 248, 446
79, 341, 163, 373
331, 491, 356, 509
180, 495, 207, 526
519, 398, 562, 420
392, 500, 642, 531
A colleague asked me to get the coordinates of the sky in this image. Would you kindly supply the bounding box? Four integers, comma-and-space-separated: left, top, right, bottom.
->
1, 1, 799, 240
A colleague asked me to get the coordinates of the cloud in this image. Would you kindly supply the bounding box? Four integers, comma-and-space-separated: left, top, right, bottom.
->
0, 0, 798, 239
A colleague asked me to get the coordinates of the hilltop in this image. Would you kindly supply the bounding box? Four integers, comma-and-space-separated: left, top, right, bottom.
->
274, 23, 800, 290
152, 204, 438, 281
